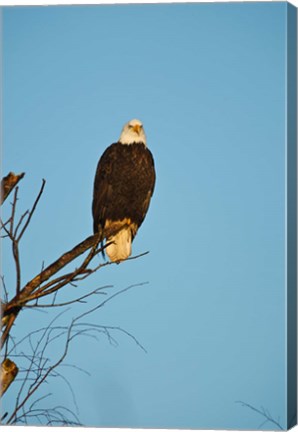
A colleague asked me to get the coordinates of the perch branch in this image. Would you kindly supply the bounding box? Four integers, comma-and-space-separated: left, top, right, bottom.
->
1, 223, 129, 349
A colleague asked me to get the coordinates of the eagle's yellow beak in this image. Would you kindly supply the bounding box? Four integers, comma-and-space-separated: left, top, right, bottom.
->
132, 124, 141, 134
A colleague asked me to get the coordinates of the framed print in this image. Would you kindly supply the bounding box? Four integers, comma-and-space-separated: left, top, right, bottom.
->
1, 2, 297, 430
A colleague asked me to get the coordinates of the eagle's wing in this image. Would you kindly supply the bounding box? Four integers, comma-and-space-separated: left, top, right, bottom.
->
92, 143, 117, 233
138, 148, 156, 228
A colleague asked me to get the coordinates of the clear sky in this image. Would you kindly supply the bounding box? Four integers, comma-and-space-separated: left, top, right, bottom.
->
1, 2, 292, 429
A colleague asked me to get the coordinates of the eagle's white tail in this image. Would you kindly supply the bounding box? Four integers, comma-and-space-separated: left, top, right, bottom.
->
106, 228, 132, 262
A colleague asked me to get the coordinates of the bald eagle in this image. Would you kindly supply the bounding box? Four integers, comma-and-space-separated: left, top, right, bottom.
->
92, 119, 156, 262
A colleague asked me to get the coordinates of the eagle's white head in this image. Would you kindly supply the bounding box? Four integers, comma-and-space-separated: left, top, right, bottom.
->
118, 119, 147, 146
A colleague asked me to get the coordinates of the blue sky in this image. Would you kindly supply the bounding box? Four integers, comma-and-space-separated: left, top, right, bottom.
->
1, 2, 293, 429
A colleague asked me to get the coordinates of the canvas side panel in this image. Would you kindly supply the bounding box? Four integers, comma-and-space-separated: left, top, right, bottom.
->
286, 3, 297, 430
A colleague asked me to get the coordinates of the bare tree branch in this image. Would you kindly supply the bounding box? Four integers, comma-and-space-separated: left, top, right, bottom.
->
1, 172, 25, 204
1, 358, 19, 396
1, 228, 122, 348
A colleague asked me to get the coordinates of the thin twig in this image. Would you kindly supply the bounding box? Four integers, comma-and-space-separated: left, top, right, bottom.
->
23, 286, 111, 309
1, 275, 8, 303
236, 401, 283, 430
73, 282, 149, 324
16, 180, 46, 242
12, 240, 21, 295
9, 187, 18, 237
14, 210, 30, 238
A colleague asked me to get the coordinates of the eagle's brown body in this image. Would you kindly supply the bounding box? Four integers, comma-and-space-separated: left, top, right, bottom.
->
92, 131, 155, 262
